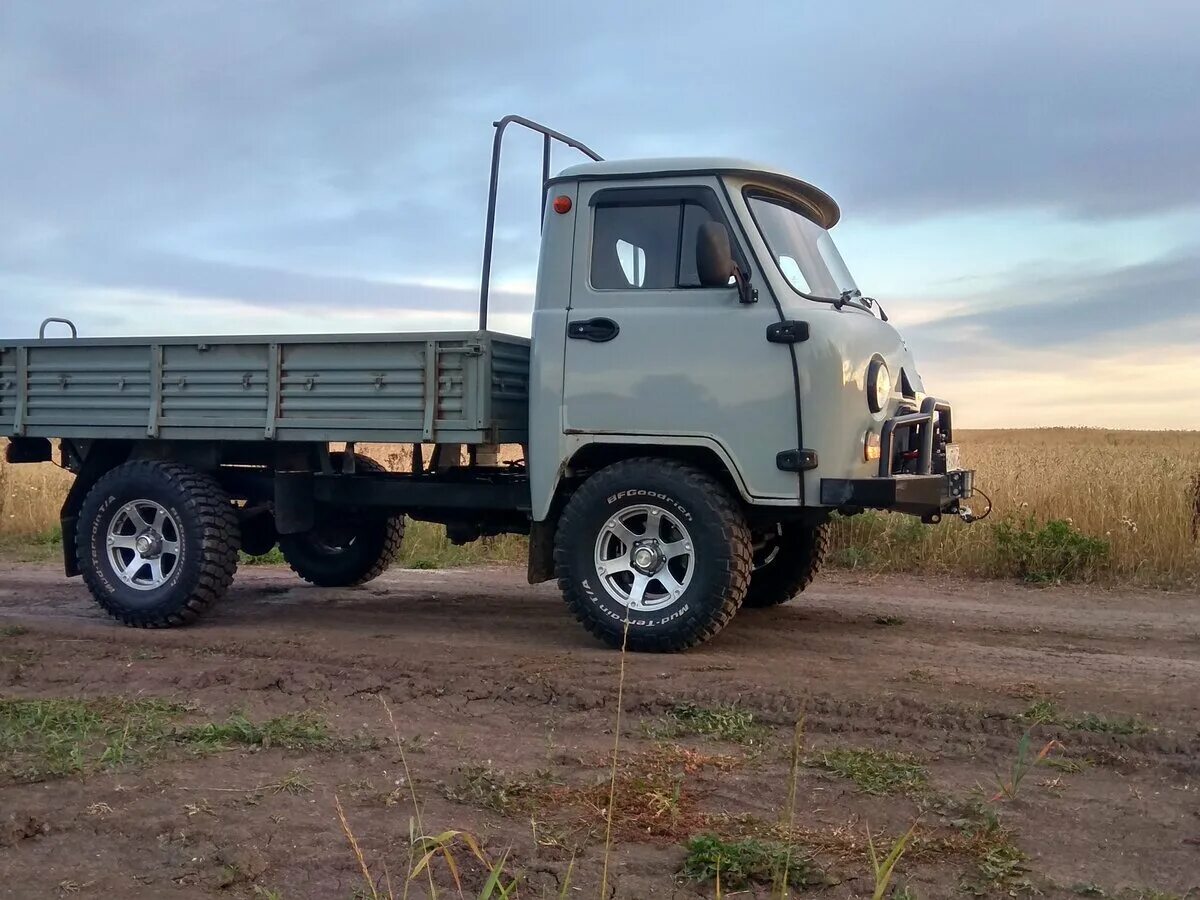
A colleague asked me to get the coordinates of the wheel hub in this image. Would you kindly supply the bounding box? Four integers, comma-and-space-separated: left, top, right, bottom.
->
631, 540, 665, 575
134, 532, 162, 558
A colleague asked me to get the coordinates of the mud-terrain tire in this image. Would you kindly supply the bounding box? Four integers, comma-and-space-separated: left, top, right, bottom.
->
279, 453, 404, 587
77, 460, 240, 628
554, 458, 752, 652
742, 523, 830, 609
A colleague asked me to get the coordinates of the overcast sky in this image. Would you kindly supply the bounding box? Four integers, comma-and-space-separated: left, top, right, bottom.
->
2, 2, 1197, 428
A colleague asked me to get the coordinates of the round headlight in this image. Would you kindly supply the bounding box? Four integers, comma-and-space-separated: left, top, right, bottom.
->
867, 355, 891, 413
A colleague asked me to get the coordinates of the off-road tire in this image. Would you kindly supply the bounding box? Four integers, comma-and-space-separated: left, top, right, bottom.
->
279, 453, 405, 587
742, 523, 829, 608
77, 460, 240, 628
554, 458, 752, 652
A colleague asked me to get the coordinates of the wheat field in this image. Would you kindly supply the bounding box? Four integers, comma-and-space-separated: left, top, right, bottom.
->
2, 431, 1197, 585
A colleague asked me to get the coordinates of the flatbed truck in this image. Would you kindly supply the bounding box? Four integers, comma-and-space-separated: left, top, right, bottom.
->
1, 116, 974, 651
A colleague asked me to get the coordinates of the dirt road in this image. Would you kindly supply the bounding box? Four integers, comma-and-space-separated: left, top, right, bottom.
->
1, 562, 1197, 898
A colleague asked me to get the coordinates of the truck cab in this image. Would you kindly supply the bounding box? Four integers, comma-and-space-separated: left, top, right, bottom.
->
3, 116, 972, 652
530, 157, 953, 520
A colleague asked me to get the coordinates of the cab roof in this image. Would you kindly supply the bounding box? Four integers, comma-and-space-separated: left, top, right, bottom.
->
553, 156, 841, 228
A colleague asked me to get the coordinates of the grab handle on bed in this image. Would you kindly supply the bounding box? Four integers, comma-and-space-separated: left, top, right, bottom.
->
38, 317, 78, 339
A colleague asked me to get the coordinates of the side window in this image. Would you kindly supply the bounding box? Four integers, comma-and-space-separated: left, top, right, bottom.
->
590, 198, 725, 291
591, 204, 680, 290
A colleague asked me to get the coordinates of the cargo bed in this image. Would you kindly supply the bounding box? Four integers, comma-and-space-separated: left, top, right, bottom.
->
0, 330, 530, 445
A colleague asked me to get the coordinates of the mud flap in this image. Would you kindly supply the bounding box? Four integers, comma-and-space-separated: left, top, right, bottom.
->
527, 519, 555, 584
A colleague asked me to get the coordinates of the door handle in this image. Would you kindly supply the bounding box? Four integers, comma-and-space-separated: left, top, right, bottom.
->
567, 317, 620, 343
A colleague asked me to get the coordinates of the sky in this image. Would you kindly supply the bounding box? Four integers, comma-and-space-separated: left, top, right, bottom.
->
1, 2, 1198, 429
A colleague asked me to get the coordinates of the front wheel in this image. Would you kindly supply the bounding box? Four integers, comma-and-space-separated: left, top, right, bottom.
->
554, 459, 752, 652
742, 523, 829, 609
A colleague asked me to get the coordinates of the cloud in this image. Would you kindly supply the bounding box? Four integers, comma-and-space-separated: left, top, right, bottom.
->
908, 245, 1200, 352
904, 246, 1200, 428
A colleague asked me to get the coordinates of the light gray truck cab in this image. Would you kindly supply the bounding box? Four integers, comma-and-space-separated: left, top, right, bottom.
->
3, 116, 973, 652
529, 157, 934, 522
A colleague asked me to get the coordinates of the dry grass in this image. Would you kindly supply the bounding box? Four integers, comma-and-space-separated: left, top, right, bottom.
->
830, 428, 1200, 586
3, 431, 1198, 584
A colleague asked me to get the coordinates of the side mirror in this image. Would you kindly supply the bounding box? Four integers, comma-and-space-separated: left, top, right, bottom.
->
696, 221, 756, 303
696, 221, 736, 287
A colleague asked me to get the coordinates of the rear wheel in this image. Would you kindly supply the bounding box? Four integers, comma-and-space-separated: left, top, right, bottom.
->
554, 458, 752, 652
742, 523, 829, 608
278, 453, 404, 587
76, 460, 240, 627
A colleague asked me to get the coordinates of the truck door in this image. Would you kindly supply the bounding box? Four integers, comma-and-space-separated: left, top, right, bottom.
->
561, 181, 801, 500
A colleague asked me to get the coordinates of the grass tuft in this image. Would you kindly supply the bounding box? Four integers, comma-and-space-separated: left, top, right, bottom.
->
959, 843, 1034, 896
1023, 700, 1152, 735
174, 712, 332, 751
0, 697, 185, 780
680, 833, 827, 891
811, 747, 928, 796
646, 702, 767, 745
0, 698, 335, 781
442, 764, 539, 815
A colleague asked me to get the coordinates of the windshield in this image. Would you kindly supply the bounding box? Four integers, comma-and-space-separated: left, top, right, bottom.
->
746, 194, 859, 298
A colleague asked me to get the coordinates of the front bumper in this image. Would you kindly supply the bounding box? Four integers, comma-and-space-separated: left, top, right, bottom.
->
820, 470, 974, 520
819, 396, 974, 521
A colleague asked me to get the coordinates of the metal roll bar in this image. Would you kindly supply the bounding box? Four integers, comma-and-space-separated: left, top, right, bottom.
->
477, 115, 602, 330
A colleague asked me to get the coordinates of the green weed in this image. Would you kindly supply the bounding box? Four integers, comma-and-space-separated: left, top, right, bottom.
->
1044, 756, 1090, 774
867, 821, 917, 900
680, 833, 826, 891
441, 764, 538, 815
0, 624, 28, 638
991, 727, 1064, 801
811, 747, 928, 796
1071, 712, 1153, 736
993, 516, 1109, 582
175, 712, 332, 750
960, 843, 1034, 896
1022, 700, 1151, 736
647, 702, 766, 745
0, 697, 184, 779
0, 698, 335, 781
834, 545, 876, 569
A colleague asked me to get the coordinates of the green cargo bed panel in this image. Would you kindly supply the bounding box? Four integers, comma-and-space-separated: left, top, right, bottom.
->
0, 330, 530, 445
